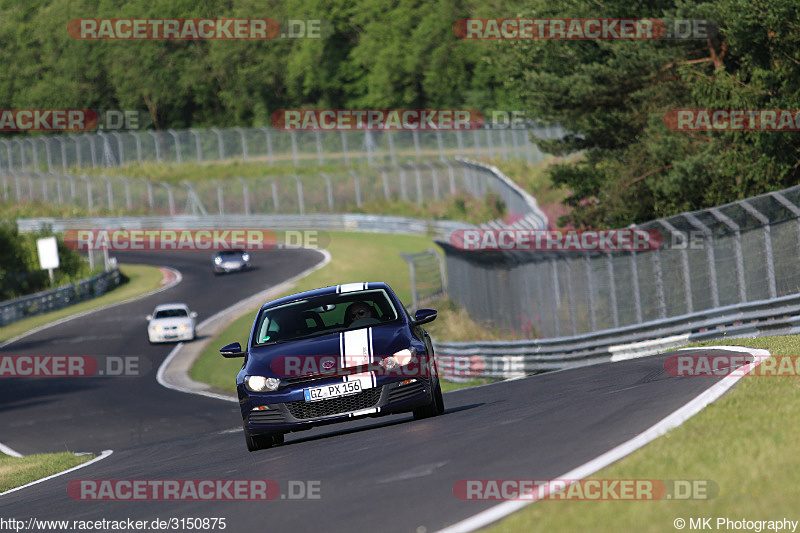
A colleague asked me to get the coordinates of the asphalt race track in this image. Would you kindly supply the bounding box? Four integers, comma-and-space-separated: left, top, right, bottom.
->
0, 250, 744, 532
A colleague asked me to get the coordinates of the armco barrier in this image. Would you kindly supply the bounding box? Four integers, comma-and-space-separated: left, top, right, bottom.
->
16, 213, 472, 239
0, 268, 121, 327
433, 292, 800, 379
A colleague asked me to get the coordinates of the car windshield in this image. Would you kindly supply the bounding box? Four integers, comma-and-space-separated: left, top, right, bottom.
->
154, 309, 188, 319
253, 289, 399, 345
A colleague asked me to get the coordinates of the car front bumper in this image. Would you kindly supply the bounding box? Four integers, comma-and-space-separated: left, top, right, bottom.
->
240, 377, 435, 436
148, 329, 194, 342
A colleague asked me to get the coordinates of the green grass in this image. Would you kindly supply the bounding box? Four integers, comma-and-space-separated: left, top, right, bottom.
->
0, 452, 93, 493
0, 263, 164, 343
488, 335, 800, 533
190, 231, 490, 393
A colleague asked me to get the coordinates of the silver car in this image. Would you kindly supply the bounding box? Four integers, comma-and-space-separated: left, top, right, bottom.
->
147, 303, 197, 343
212, 249, 251, 274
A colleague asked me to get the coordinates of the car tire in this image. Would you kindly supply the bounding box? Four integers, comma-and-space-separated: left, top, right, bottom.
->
245, 427, 284, 452
245, 432, 273, 452
413, 378, 445, 420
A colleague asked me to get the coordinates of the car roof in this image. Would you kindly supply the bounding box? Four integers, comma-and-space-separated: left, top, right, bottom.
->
258, 282, 393, 311
153, 303, 190, 311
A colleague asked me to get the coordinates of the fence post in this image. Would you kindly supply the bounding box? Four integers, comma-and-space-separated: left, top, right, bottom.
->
386, 131, 397, 166
658, 219, 693, 314
259, 126, 275, 166
119, 176, 132, 210
709, 208, 745, 303
215, 180, 224, 215
168, 129, 182, 164
340, 131, 349, 167
412, 164, 423, 205
321, 173, 334, 211
292, 174, 304, 214
685, 213, 719, 308
111, 132, 125, 166
629, 251, 642, 324
740, 200, 777, 300
565, 257, 577, 335
162, 182, 175, 215
271, 180, 279, 212
350, 170, 362, 208
549, 258, 562, 337
606, 253, 619, 329
290, 131, 299, 167
380, 168, 390, 200
583, 255, 597, 331
436, 131, 445, 162
210, 127, 224, 161
238, 178, 250, 215
101, 175, 114, 210
131, 131, 143, 164
443, 159, 457, 195
1, 139, 13, 171
81, 175, 93, 211
56, 137, 67, 171
652, 248, 667, 319
315, 131, 324, 166
235, 127, 248, 162
148, 131, 161, 163
426, 162, 440, 201
14, 139, 26, 171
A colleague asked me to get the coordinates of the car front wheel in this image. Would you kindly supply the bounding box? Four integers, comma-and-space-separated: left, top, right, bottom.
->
413, 379, 445, 420
244, 428, 284, 452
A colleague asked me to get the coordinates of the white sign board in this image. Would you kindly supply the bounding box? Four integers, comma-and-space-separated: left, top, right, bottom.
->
37, 237, 60, 270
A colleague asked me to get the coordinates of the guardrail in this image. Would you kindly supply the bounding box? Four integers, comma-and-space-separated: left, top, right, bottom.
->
0, 268, 121, 328
15, 213, 473, 240
433, 291, 800, 379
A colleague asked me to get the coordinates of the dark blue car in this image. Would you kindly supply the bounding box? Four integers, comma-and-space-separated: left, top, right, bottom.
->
220, 282, 445, 451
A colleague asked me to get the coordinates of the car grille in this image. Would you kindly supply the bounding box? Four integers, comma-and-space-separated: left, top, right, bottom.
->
286, 387, 382, 420
387, 380, 426, 403
248, 409, 286, 424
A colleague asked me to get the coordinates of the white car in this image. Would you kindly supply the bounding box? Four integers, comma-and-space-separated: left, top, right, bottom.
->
146, 303, 197, 343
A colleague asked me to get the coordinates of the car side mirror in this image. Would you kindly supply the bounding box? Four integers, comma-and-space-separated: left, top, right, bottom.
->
220, 342, 245, 358
146, 315, 153, 321
413, 308, 437, 326
190, 311, 198, 318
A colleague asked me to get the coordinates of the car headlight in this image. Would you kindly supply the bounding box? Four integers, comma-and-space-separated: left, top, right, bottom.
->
381, 347, 417, 369
179, 324, 189, 330
245, 375, 280, 392
214, 256, 222, 265
151, 325, 163, 332
242, 253, 250, 262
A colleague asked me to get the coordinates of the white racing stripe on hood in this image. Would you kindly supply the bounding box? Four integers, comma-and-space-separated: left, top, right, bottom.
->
339, 327, 379, 416
337, 282, 367, 293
